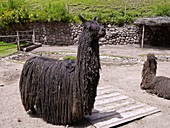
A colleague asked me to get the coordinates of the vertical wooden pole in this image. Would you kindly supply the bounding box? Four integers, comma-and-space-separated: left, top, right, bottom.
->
17, 31, 20, 51
124, 0, 128, 16
141, 25, 145, 48
32, 29, 35, 44
65, 4, 69, 12
124, 0, 127, 16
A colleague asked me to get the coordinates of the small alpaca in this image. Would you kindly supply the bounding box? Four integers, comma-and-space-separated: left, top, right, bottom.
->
19, 15, 106, 125
140, 53, 170, 99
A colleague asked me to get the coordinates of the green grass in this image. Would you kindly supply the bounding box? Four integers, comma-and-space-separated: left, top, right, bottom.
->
63, 55, 76, 60
0, 0, 170, 27
101, 54, 134, 59
0, 42, 17, 57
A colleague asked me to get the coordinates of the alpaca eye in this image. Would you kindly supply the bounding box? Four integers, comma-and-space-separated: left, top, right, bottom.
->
87, 25, 92, 30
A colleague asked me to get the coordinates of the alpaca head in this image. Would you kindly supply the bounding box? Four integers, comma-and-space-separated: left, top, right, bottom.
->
140, 53, 157, 89
78, 14, 106, 40
147, 53, 157, 72
147, 53, 157, 60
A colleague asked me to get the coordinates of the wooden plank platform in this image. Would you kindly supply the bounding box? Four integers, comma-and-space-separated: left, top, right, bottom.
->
84, 86, 160, 128
20, 43, 42, 52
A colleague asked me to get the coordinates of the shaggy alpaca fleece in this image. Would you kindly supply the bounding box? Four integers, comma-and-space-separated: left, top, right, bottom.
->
19, 15, 106, 125
140, 53, 170, 99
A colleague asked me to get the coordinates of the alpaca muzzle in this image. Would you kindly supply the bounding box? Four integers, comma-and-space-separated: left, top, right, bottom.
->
98, 27, 106, 38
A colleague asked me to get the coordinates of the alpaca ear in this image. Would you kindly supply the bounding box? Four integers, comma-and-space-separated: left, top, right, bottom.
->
78, 14, 86, 23
93, 16, 97, 21
154, 56, 157, 60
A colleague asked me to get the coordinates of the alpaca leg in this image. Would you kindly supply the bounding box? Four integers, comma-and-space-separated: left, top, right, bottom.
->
30, 106, 37, 115
157, 92, 164, 98
146, 89, 155, 94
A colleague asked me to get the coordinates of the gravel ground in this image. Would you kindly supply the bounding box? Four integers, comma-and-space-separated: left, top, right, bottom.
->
1, 44, 170, 128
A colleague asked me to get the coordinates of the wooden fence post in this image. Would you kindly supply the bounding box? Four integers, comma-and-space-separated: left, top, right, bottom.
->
124, 0, 127, 16
16, 31, 20, 51
65, 4, 69, 12
141, 25, 145, 48
32, 29, 35, 44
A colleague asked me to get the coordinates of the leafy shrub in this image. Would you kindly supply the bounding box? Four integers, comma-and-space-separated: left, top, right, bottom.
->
0, 0, 72, 27
0, 0, 29, 27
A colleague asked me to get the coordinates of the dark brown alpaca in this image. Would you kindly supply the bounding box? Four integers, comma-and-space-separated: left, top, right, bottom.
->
140, 53, 170, 99
19, 15, 106, 125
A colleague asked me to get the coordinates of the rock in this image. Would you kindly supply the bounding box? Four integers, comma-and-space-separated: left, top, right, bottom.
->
17, 118, 22, 122
100, 38, 106, 42
111, 31, 118, 35
108, 24, 112, 28
0, 84, 4, 87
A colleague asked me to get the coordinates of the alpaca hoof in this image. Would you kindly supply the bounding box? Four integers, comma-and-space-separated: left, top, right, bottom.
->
30, 106, 37, 115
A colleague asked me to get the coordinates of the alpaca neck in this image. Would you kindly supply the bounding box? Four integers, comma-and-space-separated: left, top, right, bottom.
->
76, 30, 100, 76
75, 30, 100, 114
76, 41, 100, 69
141, 68, 156, 89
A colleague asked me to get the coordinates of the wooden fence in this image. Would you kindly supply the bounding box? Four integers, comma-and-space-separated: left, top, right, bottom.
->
0, 29, 35, 51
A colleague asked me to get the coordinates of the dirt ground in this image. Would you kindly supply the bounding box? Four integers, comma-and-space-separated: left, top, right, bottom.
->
1, 44, 170, 128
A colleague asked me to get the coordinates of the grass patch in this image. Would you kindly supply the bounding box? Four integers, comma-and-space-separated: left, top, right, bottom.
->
0, 42, 28, 57
139, 53, 170, 57
0, 42, 17, 57
101, 54, 134, 59
63, 55, 76, 60
138, 54, 147, 57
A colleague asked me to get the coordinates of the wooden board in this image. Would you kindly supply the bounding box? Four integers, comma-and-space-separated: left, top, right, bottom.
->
84, 86, 160, 128
20, 43, 42, 52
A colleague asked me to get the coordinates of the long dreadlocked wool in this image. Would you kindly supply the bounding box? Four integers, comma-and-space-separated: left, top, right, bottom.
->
19, 15, 106, 125
140, 53, 170, 99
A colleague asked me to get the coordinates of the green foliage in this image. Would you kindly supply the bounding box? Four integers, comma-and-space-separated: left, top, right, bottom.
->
28, 1, 71, 22
44, 2, 70, 22
0, 0, 30, 27
0, 0, 72, 27
0, 0, 170, 27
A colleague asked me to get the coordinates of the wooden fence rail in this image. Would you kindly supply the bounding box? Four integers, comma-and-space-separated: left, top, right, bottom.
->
0, 35, 17, 38
0, 29, 35, 51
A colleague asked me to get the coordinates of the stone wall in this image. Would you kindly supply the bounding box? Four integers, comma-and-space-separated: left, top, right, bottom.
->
71, 24, 140, 45
33, 22, 74, 45
0, 22, 144, 46
0, 22, 74, 45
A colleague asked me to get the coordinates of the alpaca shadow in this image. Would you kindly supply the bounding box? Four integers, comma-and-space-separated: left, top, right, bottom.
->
72, 109, 123, 127
27, 109, 123, 127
